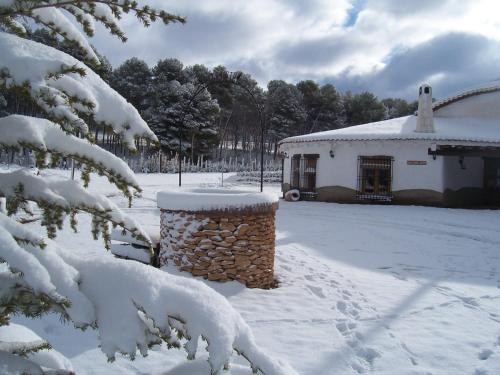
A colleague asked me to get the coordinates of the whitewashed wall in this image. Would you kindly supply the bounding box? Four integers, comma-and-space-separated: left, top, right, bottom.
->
282, 140, 445, 193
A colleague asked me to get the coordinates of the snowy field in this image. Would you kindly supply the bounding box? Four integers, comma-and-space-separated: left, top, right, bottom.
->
7, 170, 500, 375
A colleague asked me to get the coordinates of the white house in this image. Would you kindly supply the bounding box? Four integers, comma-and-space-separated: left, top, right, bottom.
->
278, 82, 500, 207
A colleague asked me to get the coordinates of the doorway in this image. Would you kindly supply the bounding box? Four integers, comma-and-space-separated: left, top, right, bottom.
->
484, 158, 500, 206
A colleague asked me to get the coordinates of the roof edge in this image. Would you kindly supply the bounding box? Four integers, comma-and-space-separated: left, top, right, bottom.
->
432, 85, 500, 112
279, 136, 500, 146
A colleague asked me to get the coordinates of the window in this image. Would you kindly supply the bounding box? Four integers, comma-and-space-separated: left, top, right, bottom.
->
290, 154, 319, 193
357, 156, 393, 201
300, 155, 318, 193
424, 86, 430, 94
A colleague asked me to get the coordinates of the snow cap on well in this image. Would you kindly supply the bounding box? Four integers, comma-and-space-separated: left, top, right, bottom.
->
157, 188, 278, 212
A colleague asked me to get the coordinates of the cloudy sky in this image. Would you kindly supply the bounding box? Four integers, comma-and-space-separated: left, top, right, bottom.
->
91, 0, 500, 100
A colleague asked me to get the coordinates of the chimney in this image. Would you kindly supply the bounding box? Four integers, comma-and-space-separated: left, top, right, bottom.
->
416, 83, 435, 133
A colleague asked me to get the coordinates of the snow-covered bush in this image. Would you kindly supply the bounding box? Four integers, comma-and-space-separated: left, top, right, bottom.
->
0, 2, 296, 374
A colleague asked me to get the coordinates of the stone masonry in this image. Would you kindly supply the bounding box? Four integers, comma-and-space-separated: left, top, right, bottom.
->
159, 204, 277, 289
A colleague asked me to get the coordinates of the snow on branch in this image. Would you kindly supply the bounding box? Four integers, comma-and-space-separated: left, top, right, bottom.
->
0, 351, 45, 375
60, 252, 297, 375
0, 32, 158, 148
0, 206, 46, 248
0, 1, 185, 41
0, 339, 51, 356
0, 214, 95, 326
0, 169, 151, 245
0, 1, 184, 63
0, 323, 75, 373
0, 115, 141, 198
0, 226, 295, 374
31, 7, 99, 62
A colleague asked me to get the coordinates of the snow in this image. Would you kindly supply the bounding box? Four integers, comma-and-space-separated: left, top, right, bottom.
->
0, 213, 60, 297
0, 324, 73, 372
432, 79, 500, 111
0, 32, 157, 148
110, 243, 152, 264
281, 115, 500, 145
0, 115, 140, 191
112, 227, 160, 247
1, 171, 293, 374
0, 351, 44, 375
163, 358, 253, 374
0, 168, 149, 242
157, 188, 278, 211
31, 7, 98, 62
55, 249, 296, 375
6, 169, 500, 375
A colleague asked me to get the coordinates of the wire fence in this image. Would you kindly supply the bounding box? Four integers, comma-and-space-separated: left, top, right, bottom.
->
0, 149, 282, 176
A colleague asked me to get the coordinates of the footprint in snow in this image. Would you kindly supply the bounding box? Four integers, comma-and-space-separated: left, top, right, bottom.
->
478, 349, 493, 360
456, 295, 479, 308
306, 284, 326, 299
335, 322, 349, 335
475, 368, 490, 375
336, 300, 347, 313
356, 346, 380, 365
489, 314, 500, 323
391, 271, 407, 281
349, 308, 360, 318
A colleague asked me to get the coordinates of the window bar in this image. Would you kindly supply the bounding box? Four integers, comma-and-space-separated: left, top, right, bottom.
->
357, 156, 393, 202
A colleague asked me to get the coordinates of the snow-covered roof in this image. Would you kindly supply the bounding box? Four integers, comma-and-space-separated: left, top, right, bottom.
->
432, 80, 500, 112
281, 81, 500, 146
279, 115, 500, 145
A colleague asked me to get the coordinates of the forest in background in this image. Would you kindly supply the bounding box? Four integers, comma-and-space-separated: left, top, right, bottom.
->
0, 28, 418, 163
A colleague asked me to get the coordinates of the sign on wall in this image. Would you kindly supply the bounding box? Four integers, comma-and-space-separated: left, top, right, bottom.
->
407, 160, 427, 166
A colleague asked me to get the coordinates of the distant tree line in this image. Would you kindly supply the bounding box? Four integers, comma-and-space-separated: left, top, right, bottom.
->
109, 58, 418, 160
0, 28, 418, 162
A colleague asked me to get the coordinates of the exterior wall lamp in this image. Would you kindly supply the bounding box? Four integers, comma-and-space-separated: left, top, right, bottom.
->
459, 155, 466, 170
329, 150, 335, 158
429, 143, 437, 160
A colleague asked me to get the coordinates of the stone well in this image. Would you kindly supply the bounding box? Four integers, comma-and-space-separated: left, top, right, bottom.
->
157, 189, 278, 289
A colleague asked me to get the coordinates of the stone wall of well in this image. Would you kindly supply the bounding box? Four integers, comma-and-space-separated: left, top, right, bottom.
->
159, 204, 277, 289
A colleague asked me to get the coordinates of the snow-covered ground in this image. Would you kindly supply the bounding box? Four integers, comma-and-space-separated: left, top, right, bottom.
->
8, 170, 500, 375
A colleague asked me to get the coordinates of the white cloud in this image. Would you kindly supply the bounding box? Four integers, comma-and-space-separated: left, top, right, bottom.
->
89, 0, 500, 98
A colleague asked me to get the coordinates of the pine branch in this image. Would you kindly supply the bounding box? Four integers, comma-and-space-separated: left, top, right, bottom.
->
0, 170, 151, 247
0, 115, 142, 198
0, 1, 185, 32
0, 339, 51, 357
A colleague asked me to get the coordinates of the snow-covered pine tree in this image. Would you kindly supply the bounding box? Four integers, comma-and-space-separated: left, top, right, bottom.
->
146, 62, 219, 161
111, 57, 152, 112
0, 2, 296, 374
266, 80, 306, 155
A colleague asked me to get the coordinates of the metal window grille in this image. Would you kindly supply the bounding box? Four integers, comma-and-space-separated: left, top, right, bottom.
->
299, 156, 317, 193
357, 156, 394, 202
291, 155, 301, 189
290, 154, 318, 198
